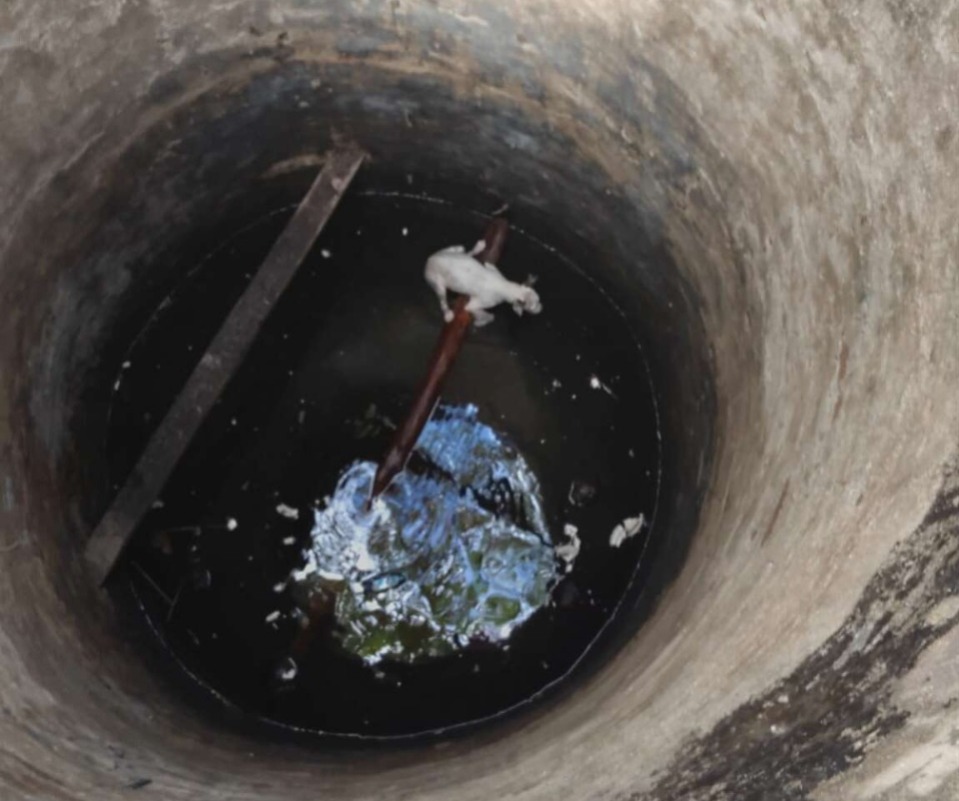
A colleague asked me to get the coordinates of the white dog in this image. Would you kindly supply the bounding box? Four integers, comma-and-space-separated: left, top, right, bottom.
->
423, 239, 542, 327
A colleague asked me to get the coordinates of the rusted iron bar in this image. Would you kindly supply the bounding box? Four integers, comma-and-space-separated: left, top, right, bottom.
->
370, 217, 509, 500
86, 147, 366, 585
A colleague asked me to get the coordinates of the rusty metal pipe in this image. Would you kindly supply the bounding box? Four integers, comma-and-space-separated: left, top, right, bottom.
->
370, 217, 509, 500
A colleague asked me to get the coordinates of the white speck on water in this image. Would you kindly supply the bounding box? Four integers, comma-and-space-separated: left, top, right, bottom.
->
226, 518, 238, 531
290, 562, 318, 581
113, 379, 121, 391
277, 658, 298, 681
402, 227, 409, 236
282, 536, 296, 546
298, 409, 306, 425
321, 249, 332, 259
151, 500, 164, 509
273, 581, 287, 593
276, 503, 299, 520
122, 361, 131, 369
628, 449, 636, 459
589, 374, 618, 398
231, 418, 238, 426
610, 514, 645, 547
265, 610, 281, 623
555, 525, 581, 570
777, 694, 790, 704
551, 378, 562, 389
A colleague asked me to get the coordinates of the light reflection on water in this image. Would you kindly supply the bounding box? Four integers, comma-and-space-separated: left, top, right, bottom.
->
290, 404, 560, 665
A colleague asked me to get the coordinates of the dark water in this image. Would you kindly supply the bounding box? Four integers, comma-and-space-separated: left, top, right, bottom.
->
107, 191, 661, 739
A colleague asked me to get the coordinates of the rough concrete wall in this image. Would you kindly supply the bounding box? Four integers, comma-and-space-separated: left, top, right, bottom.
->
0, 1, 957, 800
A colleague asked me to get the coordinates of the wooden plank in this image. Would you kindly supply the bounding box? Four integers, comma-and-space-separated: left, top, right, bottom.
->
86, 147, 366, 584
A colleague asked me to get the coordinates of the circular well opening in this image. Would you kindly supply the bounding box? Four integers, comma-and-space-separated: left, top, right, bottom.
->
4, 4, 958, 798
3, 15, 735, 792
106, 185, 667, 739
39, 56, 718, 748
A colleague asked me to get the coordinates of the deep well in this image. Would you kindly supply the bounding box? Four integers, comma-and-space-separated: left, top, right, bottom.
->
0, 1, 957, 799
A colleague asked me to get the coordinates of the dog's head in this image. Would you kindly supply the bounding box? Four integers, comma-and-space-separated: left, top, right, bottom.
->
512, 286, 542, 316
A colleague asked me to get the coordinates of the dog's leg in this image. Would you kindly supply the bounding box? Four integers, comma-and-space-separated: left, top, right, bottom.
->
465, 298, 495, 327
471, 309, 495, 327
426, 275, 453, 322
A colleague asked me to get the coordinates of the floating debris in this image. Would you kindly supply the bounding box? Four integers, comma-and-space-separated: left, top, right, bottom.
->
226, 517, 238, 531
275, 657, 298, 681
276, 503, 300, 520
610, 514, 645, 548
556, 524, 581, 571
589, 374, 618, 398
289, 404, 559, 665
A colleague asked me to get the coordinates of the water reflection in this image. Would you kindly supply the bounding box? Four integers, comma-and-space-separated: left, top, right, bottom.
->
289, 405, 560, 665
